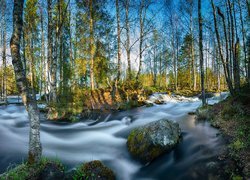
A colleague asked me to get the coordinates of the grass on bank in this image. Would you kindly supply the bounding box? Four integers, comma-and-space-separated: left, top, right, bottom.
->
0, 157, 64, 180
196, 85, 250, 178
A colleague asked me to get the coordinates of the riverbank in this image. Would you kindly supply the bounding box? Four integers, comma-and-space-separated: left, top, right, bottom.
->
45, 87, 223, 122
0, 158, 115, 180
45, 86, 153, 121
196, 88, 250, 179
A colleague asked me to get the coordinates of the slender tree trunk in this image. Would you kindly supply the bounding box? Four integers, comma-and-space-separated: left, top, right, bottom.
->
172, 41, 177, 91
218, 64, 221, 91
153, 45, 157, 86
39, 5, 46, 100
29, 34, 36, 101
22, 23, 27, 78
234, 38, 240, 92
190, 14, 196, 91
159, 52, 162, 87
116, 0, 121, 81
216, 46, 221, 91
47, 0, 56, 103
58, 0, 63, 95
238, 0, 247, 78
165, 52, 169, 88
231, 0, 240, 92
125, 0, 131, 80
176, 34, 179, 90
192, 46, 197, 91
217, 7, 231, 86
136, 0, 145, 82
232, 0, 238, 38
89, 0, 95, 90
1, 0, 7, 103
172, 29, 178, 91
173, 47, 177, 90
227, 0, 237, 90
211, 0, 235, 95
226, 0, 233, 80
11, 0, 42, 164
205, 33, 209, 90
68, 4, 74, 93
198, 0, 206, 106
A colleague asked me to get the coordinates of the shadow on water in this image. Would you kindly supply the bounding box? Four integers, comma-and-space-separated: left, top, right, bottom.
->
0, 93, 228, 180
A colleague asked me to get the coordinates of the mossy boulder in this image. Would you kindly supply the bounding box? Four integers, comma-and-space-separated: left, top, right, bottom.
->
74, 160, 115, 180
127, 119, 181, 163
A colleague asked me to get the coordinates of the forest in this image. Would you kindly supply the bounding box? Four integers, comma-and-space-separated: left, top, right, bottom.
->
0, 0, 249, 179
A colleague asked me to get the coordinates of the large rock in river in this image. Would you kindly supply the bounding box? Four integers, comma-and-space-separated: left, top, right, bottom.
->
74, 160, 116, 180
127, 119, 181, 163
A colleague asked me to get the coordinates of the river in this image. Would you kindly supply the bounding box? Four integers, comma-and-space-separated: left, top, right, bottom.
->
0, 93, 228, 179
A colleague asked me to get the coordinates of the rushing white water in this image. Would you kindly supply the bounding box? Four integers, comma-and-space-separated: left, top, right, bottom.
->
0, 93, 228, 179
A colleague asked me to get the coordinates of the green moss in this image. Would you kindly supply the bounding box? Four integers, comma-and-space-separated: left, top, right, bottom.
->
221, 104, 237, 120
0, 157, 64, 180
127, 129, 166, 163
147, 147, 162, 161
127, 130, 136, 143
232, 175, 243, 180
0, 163, 29, 180
204, 90, 250, 178
73, 160, 115, 180
229, 139, 245, 154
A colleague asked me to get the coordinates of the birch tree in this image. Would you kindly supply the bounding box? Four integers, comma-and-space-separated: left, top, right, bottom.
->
1, 0, 7, 103
116, 0, 121, 81
47, 0, 57, 103
10, 0, 42, 164
125, 0, 131, 80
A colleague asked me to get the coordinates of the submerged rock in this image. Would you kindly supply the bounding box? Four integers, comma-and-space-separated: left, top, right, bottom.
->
74, 160, 115, 180
148, 93, 169, 104
127, 119, 181, 163
188, 111, 196, 115
154, 99, 165, 104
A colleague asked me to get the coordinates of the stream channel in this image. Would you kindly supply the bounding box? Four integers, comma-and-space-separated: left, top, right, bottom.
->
0, 93, 228, 179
